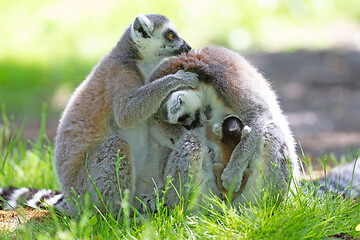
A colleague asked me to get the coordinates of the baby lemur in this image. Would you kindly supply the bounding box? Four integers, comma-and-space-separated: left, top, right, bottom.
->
141, 47, 300, 210
212, 115, 251, 200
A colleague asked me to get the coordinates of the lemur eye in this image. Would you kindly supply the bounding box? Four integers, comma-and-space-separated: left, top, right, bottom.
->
164, 30, 177, 41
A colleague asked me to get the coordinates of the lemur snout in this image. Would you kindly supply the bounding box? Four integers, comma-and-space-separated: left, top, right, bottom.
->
179, 41, 192, 53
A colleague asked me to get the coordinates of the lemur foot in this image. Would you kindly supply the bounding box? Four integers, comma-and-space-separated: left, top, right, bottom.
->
140, 193, 158, 214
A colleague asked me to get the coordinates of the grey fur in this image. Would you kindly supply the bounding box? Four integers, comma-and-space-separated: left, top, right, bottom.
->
53, 14, 197, 215
311, 159, 360, 199
144, 47, 359, 209
144, 47, 300, 208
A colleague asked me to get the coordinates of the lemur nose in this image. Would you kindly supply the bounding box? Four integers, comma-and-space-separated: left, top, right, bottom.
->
180, 41, 192, 53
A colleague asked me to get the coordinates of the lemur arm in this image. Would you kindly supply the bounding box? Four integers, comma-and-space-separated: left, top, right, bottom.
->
113, 70, 198, 127
221, 124, 263, 192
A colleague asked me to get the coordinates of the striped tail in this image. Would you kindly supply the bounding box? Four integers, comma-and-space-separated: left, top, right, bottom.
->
310, 159, 360, 199
0, 187, 65, 210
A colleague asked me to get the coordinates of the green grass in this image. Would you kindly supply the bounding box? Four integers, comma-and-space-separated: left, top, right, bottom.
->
0, 59, 94, 119
0, 111, 360, 239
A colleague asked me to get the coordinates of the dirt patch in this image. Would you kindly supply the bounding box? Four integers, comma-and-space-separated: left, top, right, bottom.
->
0, 207, 50, 232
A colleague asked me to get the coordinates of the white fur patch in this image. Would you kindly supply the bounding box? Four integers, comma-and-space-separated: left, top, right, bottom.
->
242, 126, 251, 136
166, 90, 202, 124
130, 14, 154, 40
212, 123, 222, 137
26, 189, 53, 209
6, 187, 29, 209
42, 193, 64, 207
131, 17, 183, 82
163, 21, 178, 33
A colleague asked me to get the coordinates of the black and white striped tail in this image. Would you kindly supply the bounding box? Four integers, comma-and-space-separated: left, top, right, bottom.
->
309, 159, 360, 199
0, 187, 65, 210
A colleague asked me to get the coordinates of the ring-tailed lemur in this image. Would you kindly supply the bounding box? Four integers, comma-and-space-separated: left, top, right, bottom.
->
1, 14, 199, 215
139, 47, 359, 211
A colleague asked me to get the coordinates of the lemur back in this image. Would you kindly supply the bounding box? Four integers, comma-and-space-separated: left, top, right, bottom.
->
310, 159, 360, 199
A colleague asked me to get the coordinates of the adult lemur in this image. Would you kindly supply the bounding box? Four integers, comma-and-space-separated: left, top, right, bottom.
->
139, 47, 300, 210
0, 14, 199, 215
142, 47, 359, 210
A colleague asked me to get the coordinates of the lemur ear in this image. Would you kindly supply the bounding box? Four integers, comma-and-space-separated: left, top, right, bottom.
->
131, 14, 153, 39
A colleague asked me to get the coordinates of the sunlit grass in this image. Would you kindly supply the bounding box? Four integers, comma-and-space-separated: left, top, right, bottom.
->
2, 0, 359, 61
0, 110, 359, 239
0, 105, 59, 190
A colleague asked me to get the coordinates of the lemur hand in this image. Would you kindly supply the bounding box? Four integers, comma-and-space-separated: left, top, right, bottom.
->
172, 70, 199, 89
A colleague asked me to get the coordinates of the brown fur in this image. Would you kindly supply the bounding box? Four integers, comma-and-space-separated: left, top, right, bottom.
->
54, 15, 198, 215
151, 47, 271, 109
150, 47, 299, 206
207, 116, 250, 200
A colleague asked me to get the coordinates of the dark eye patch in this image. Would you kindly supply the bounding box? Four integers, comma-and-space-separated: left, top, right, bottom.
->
204, 105, 213, 120
184, 110, 202, 130
178, 113, 190, 123
138, 26, 150, 38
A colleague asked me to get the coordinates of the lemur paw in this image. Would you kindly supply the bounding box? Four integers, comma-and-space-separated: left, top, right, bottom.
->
173, 70, 199, 88
242, 126, 252, 136
221, 165, 244, 192
140, 193, 158, 213
166, 90, 202, 126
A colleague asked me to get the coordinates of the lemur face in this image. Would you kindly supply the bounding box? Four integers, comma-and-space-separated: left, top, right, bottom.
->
157, 21, 192, 56
165, 90, 204, 129
130, 14, 191, 61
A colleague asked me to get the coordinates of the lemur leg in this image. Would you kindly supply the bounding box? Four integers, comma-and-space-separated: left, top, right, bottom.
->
67, 136, 134, 215
260, 122, 294, 197
221, 126, 263, 192
141, 131, 219, 213
231, 122, 295, 205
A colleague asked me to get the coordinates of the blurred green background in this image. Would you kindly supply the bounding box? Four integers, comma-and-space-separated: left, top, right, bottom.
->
1, 0, 360, 121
